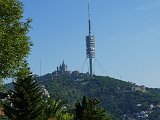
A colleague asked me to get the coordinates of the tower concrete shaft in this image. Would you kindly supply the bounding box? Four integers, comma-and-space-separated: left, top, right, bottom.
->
89, 58, 93, 77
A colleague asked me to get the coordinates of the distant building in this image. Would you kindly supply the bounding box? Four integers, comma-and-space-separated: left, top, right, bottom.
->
71, 71, 79, 77
132, 85, 146, 93
53, 61, 70, 76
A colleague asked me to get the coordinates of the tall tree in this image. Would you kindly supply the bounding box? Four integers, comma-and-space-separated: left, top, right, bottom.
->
3, 66, 45, 120
0, 0, 32, 79
75, 96, 112, 120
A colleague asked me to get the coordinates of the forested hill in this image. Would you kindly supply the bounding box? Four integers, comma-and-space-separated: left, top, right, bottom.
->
6, 73, 160, 119
35, 73, 160, 120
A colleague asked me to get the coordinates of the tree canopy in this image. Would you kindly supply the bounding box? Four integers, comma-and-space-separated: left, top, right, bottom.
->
3, 73, 45, 120
0, 0, 32, 79
75, 96, 112, 120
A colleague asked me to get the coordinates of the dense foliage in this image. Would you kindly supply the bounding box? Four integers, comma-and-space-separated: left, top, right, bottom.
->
4, 74, 45, 120
0, 79, 6, 92
45, 97, 74, 120
35, 74, 160, 119
0, 0, 32, 79
75, 96, 112, 120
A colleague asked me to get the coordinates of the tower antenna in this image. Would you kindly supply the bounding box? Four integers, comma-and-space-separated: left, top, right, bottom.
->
86, 0, 95, 78
88, 0, 91, 35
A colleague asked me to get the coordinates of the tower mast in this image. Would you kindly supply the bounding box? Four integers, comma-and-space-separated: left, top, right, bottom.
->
88, 0, 91, 36
86, 0, 95, 78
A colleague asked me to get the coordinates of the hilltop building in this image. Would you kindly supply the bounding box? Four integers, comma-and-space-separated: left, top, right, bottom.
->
53, 61, 70, 76
52, 61, 83, 79
132, 85, 146, 93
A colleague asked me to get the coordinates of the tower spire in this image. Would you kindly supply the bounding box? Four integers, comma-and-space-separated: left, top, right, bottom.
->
88, 0, 91, 35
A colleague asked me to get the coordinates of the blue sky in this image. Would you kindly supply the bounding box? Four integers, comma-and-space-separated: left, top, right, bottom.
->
22, 0, 160, 88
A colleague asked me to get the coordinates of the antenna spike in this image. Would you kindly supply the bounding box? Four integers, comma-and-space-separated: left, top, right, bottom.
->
88, 0, 90, 19
88, 0, 91, 35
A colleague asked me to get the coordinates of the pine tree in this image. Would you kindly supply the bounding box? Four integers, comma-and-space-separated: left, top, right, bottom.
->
75, 102, 83, 120
75, 96, 112, 120
3, 66, 45, 120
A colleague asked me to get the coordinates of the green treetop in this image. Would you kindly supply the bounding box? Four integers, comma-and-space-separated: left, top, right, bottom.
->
75, 96, 112, 120
3, 66, 45, 120
0, 0, 32, 79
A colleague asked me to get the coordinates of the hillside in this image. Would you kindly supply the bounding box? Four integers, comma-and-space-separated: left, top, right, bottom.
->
5, 72, 160, 119
32, 73, 160, 120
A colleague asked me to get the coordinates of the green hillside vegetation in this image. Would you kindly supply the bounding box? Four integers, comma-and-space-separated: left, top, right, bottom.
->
36, 73, 160, 119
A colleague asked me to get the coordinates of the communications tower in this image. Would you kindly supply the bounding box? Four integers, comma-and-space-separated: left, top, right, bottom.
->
86, 0, 95, 77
